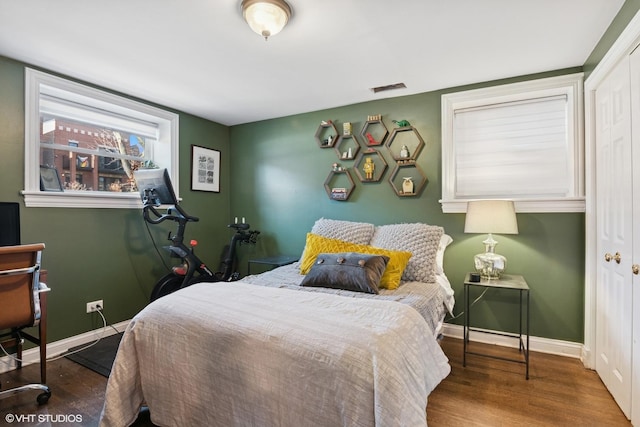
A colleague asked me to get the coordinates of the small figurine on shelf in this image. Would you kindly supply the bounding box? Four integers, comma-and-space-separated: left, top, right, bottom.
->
323, 135, 334, 146
393, 119, 411, 128
400, 144, 410, 159
332, 162, 340, 171
363, 157, 375, 180
321, 120, 333, 126
368, 114, 382, 122
402, 177, 414, 194
365, 132, 378, 145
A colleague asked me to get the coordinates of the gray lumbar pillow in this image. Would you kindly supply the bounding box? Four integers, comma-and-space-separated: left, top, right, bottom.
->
300, 252, 390, 294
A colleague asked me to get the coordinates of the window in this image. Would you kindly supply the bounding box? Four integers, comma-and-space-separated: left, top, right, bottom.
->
23, 69, 179, 208
440, 73, 584, 213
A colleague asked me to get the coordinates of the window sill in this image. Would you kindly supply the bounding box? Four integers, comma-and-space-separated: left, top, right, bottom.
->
22, 190, 142, 209
440, 198, 586, 213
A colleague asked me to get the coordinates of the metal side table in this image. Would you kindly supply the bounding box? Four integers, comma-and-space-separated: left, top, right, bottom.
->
463, 272, 530, 379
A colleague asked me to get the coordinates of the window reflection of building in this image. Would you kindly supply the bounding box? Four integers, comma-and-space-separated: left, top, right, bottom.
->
40, 118, 142, 192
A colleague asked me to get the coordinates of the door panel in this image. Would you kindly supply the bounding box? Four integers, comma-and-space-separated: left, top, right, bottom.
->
595, 54, 633, 418
629, 44, 640, 426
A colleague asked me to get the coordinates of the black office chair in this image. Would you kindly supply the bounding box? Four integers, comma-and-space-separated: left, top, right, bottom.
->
0, 243, 51, 404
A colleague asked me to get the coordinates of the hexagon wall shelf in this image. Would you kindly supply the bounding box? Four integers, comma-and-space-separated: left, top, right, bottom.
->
334, 134, 360, 160
315, 121, 339, 148
354, 149, 388, 182
388, 162, 427, 197
324, 169, 356, 201
360, 119, 389, 147
385, 126, 425, 162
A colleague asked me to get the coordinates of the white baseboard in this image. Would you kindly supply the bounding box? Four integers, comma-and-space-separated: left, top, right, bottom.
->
581, 344, 594, 369
442, 323, 584, 359
0, 319, 130, 375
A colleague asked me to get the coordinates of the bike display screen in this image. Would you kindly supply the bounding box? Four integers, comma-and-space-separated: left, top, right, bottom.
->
134, 168, 179, 206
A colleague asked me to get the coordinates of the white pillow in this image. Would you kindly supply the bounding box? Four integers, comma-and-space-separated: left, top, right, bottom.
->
370, 222, 444, 284
436, 234, 453, 275
309, 217, 374, 245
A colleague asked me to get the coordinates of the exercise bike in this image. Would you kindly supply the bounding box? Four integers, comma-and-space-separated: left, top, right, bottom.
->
134, 169, 259, 302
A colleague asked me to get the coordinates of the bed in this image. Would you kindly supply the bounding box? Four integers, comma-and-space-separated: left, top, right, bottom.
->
100, 218, 454, 427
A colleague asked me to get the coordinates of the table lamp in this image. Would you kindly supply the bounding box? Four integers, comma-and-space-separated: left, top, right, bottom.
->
464, 200, 518, 279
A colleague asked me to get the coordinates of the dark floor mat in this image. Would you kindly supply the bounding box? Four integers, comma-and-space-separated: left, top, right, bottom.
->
65, 333, 122, 377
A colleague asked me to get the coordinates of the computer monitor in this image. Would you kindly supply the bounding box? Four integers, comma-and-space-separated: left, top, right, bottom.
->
0, 202, 20, 246
133, 168, 179, 206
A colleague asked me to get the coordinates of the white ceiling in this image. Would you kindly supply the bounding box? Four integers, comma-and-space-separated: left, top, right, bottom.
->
0, 0, 626, 126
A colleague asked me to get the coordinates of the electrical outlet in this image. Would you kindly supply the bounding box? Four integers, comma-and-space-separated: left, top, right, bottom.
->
86, 299, 103, 313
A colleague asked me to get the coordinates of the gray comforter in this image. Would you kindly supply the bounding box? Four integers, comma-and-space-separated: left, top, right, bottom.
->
100, 281, 450, 427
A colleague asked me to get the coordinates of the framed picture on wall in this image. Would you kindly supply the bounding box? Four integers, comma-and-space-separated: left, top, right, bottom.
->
191, 145, 220, 193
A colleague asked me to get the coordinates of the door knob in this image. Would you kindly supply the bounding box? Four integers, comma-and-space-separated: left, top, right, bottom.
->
605, 252, 622, 264
633, 264, 639, 275
614, 252, 622, 264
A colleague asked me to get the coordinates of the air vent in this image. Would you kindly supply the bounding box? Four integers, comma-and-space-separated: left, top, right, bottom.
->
371, 83, 407, 93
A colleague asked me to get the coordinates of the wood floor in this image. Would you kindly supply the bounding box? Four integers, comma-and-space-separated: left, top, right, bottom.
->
428, 338, 630, 426
0, 337, 631, 426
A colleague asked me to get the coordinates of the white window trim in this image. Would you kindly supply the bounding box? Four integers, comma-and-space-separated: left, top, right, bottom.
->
23, 68, 179, 209
440, 73, 585, 213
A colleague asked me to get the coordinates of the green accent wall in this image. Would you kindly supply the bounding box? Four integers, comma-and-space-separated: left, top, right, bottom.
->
229, 74, 585, 343
0, 56, 232, 342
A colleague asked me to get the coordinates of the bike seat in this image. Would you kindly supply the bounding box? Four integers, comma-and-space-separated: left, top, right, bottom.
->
228, 223, 250, 231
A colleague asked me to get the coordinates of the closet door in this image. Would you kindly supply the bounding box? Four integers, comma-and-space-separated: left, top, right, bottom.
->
595, 53, 633, 418
629, 45, 640, 425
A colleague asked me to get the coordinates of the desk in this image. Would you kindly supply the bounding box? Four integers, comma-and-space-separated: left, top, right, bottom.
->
463, 273, 530, 379
248, 255, 298, 275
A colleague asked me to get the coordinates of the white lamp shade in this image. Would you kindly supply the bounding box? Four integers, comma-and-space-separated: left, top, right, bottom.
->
464, 200, 518, 234
242, 0, 291, 39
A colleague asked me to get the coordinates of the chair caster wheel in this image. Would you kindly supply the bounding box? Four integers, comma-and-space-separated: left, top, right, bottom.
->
37, 390, 51, 405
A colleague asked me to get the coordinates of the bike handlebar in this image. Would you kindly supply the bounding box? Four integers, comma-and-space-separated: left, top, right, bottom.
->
143, 203, 199, 225
228, 223, 250, 231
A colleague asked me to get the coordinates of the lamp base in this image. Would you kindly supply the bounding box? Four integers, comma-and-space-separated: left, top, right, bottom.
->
473, 234, 506, 279
474, 251, 506, 279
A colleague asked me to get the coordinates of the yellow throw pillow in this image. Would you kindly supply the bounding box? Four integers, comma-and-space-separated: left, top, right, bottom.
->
299, 233, 412, 290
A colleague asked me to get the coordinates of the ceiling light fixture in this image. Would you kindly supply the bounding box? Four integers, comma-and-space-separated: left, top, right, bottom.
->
241, 0, 292, 41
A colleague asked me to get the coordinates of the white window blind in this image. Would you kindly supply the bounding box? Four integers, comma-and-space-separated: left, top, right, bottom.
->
40, 85, 160, 139
454, 95, 570, 198
441, 73, 584, 213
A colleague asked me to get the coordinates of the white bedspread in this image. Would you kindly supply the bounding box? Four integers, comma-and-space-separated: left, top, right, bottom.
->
239, 262, 452, 337
100, 281, 450, 427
